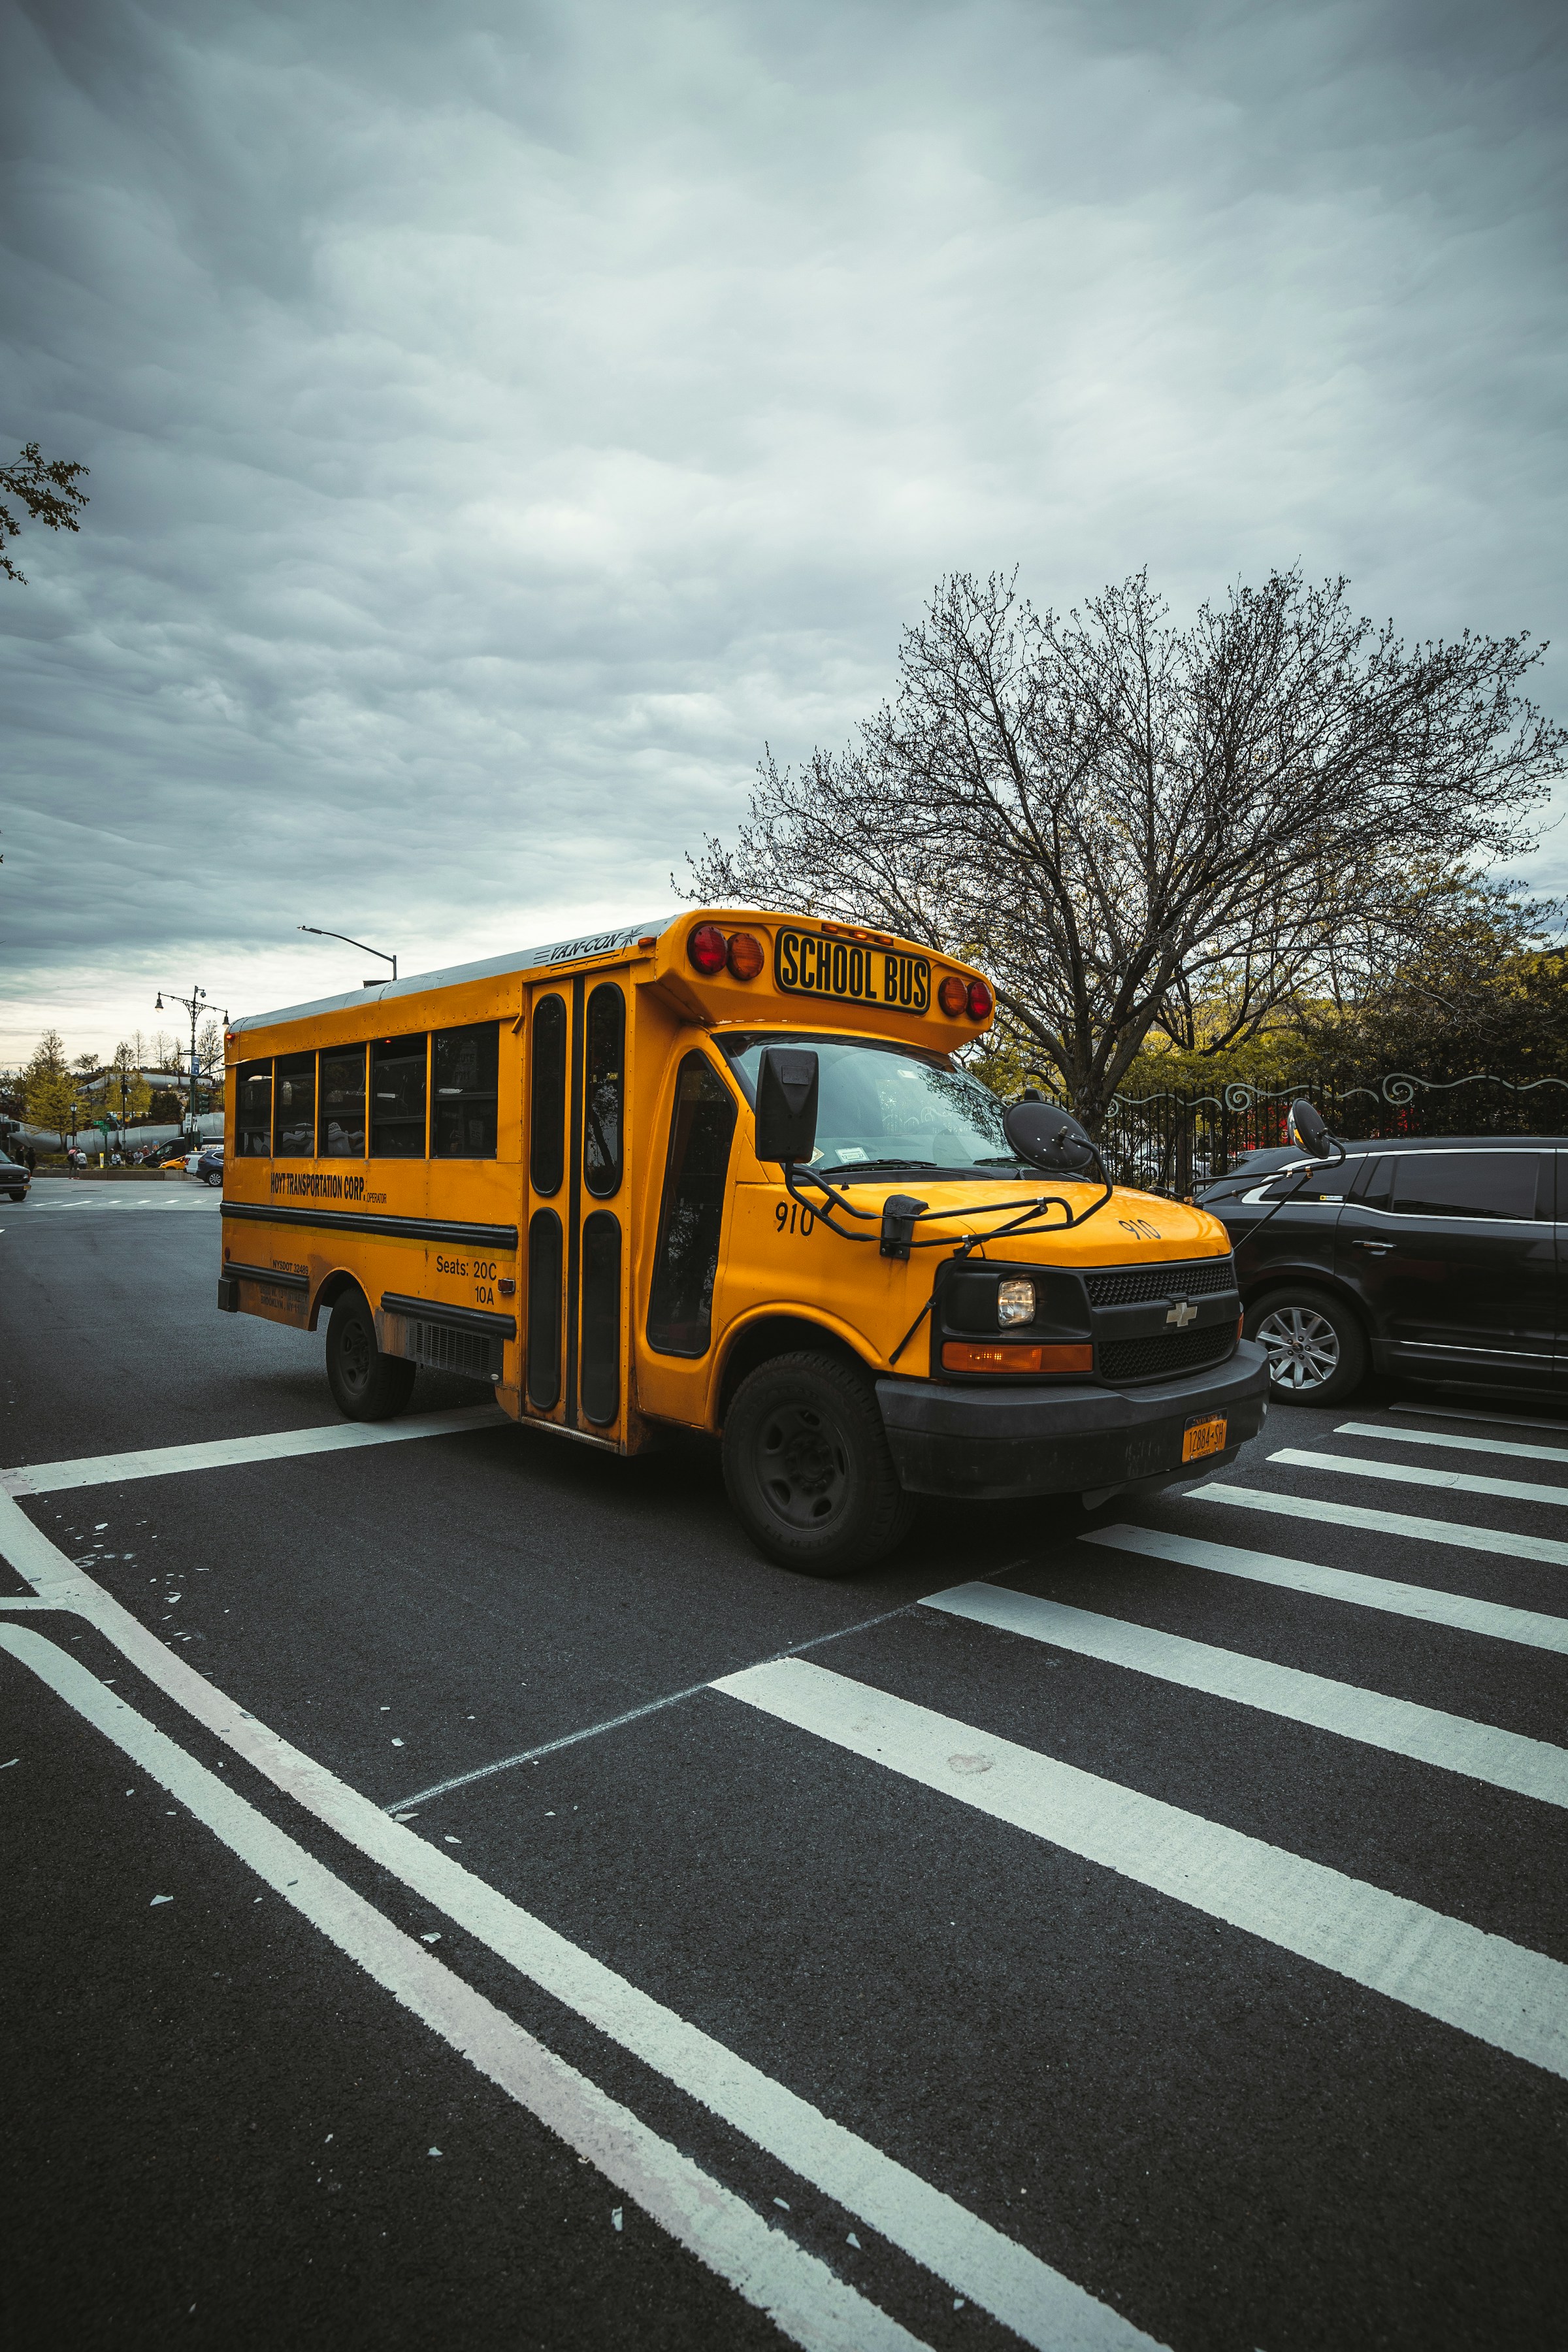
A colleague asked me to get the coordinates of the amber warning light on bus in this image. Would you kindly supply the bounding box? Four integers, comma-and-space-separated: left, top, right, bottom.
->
688, 923, 764, 981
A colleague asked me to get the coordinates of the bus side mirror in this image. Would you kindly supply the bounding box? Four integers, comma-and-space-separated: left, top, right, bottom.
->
1286, 1098, 1332, 1157
755, 1047, 819, 1164
1004, 1098, 1098, 1176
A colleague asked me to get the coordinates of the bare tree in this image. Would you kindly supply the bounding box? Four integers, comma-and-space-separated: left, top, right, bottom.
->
686, 570, 1566, 1127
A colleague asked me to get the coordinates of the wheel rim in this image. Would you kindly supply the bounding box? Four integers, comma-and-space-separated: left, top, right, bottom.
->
1255, 1304, 1341, 1392
338, 1316, 374, 1396
756, 1401, 849, 1528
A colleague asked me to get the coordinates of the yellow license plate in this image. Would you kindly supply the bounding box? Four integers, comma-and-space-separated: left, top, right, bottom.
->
1182, 1414, 1228, 1463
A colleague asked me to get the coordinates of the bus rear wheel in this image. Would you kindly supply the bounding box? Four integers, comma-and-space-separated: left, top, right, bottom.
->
325, 1290, 416, 1422
722, 1350, 914, 1577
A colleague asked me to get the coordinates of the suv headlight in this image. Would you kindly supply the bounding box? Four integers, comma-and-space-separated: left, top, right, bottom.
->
997, 1278, 1036, 1327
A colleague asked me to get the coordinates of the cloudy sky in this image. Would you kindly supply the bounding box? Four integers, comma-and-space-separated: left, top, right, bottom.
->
2, 0, 1565, 1062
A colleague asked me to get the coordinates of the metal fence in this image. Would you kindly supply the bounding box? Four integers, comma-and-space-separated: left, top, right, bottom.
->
1083, 1070, 1568, 1196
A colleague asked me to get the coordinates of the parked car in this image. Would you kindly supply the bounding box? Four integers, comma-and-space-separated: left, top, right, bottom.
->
196, 1145, 224, 1187
1198, 1133, 1563, 1405
0, 1150, 30, 1202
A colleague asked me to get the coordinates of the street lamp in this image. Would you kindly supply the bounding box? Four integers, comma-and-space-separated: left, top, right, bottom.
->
154, 985, 230, 1141
298, 926, 397, 985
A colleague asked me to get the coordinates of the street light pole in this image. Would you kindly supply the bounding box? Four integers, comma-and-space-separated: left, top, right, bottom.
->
298, 926, 397, 985
155, 983, 210, 1141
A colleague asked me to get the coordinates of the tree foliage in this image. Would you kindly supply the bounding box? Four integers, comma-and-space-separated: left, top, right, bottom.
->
687, 570, 1567, 1126
1, 443, 89, 585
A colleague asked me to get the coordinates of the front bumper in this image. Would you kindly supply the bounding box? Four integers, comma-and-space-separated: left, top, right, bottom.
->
875, 1341, 1269, 1502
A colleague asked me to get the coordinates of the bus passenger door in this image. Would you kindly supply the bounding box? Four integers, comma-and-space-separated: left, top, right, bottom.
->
522, 972, 630, 1441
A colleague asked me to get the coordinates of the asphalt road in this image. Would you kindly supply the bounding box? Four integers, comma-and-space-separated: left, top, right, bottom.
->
3, 1180, 1565, 2351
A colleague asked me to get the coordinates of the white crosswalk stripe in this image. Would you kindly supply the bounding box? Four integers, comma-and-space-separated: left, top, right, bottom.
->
1337, 1419, 1568, 1467
1080, 1522, 1568, 1655
1270, 1445, 1568, 1511
715, 1658, 1568, 2080
922, 1582, 1568, 1804
1186, 1480, 1568, 1567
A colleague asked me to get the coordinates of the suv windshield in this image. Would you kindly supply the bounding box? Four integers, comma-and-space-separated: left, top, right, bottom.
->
719, 1032, 1017, 1179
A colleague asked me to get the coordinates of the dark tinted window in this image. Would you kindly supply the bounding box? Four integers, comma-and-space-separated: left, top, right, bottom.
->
583, 984, 625, 1198
237, 1061, 272, 1156
1258, 1158, 1360, 1203
646, 1054, 737, 1356
432, 1022, 499, 1159
527, 1209, 563, 1409
530, 996, 566, 1195
370, 1036, 427, 1157
1351, 1154, 1393, 1210
273, 1053, 316, 1157
1391, 1151, 1543, 1221
318, 1047, 366, 1157
580, 1211, 621, 1424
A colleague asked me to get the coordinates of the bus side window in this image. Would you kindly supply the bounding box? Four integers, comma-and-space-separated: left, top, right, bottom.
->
318, 1046, 366, 1158
273, 1052, 316, 1158
531, 996, 567, 1196
370, 1036, 427, 1158
647, 1054, 738, 1358
237, 1061, 272, 1156
432, 1021, 499, 1159
583, 983, 624, 1198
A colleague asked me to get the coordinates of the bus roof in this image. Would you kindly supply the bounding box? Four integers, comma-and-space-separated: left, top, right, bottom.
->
228, 917, 677, 1036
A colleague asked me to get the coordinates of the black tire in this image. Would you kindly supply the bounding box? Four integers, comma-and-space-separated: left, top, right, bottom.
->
7, 1191, 24, 1203
203, 1172, 221, 1187
721, 1349, 915, 1576
1246, 1285, 1367, 1406
325, 1290, 416, 1422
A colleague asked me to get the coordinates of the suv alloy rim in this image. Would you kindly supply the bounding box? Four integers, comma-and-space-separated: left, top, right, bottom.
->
1256, 1303, 1341, 1392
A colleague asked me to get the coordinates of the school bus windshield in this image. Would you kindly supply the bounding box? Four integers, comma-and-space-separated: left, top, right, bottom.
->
719, 1031, 1023, 1180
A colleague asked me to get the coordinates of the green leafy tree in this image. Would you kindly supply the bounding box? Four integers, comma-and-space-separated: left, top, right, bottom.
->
1, 443, 88, 585
24, 1032, 76, 1152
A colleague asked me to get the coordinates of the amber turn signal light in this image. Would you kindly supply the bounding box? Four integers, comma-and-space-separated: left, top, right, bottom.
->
941, 1341, 1093, 1375
726, 930, 764, 981
938, 975, 968, 1016
687, 922, 728, 976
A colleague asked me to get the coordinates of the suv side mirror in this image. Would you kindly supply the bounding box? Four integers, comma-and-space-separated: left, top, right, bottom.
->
1286, 1098, 1333, 1157
755, 1047, 819, 1164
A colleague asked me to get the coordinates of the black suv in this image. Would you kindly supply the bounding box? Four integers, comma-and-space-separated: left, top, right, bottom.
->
1196, 1133, 1561, 1407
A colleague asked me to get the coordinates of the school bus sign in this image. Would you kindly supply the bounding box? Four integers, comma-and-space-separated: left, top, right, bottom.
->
218, 907, 1265, 1573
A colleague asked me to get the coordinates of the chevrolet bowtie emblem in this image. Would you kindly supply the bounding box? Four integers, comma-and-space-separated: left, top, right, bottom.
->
1164, 1298, 1198, 1328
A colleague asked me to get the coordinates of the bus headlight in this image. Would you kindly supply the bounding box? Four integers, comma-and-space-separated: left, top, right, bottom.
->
997, 1278, 1036, 1326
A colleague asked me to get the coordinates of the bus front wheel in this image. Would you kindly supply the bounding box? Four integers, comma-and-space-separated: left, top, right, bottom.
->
722, 1350, 914, 1577
325, 1291, 416, 1422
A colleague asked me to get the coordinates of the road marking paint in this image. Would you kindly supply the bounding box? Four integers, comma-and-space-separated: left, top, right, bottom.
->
1391, 1403, 1568, 1437
1269, 1447, 1568, 1511
924, 1583, 1568, 1805
391, 1603, 917, 1812
714, 1658, 1568, 2082
0, 1490, 1153, 2352
1337, 1420, 1568, 1467
1, 1405, 508, 1496
1190, 1482, 1568, 1569
0, 1627, 928, 2352
1082, 1524, 1568, 1655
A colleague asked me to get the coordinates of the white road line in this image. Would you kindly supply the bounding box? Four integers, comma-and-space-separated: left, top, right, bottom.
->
0, 1626, 928, 2352
923, 1584, 1568, 1805
1081, 1524, 1568, 1656
0, 1492, 1152, 2352
1337, 1420, 1568, 1467
714, 1658, 1568, 2082
1188, 1482, 1568, 1568
1270, 1446, 1568, 1511
1391, 1403, 1568, 1437
1, 1405, 508, 1496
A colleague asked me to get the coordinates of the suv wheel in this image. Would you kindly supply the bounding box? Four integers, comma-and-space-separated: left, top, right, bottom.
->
722, 1350, 915, 1576
325, 1290, 417, 1422
1246, 1286, 1367, 1405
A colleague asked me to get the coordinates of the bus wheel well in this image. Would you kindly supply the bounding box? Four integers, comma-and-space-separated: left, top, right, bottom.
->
310, 1271, 363, 1333
717, 1317, 868, 1423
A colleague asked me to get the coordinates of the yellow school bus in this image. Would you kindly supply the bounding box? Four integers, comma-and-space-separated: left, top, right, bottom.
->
220, 909, 1267, 1571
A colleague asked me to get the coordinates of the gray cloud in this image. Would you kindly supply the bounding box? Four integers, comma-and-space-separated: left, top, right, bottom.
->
2, 0, 1564, 1054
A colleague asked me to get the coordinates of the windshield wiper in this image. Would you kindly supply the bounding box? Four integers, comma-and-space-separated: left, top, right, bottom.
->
816, 1157, 938, 1181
